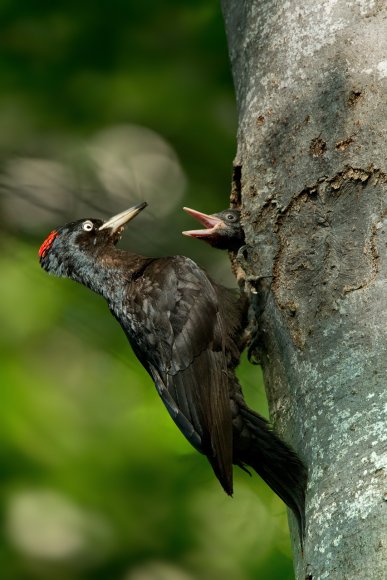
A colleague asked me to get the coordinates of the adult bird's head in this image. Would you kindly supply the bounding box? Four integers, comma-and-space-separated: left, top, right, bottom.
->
182, 207, 245, 251
39, 202, 147, 278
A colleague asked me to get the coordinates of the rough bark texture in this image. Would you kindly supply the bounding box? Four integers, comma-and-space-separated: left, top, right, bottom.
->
221, 1, 386, 579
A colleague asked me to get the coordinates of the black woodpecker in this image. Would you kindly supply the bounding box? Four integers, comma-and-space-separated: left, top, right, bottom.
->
39, 203, 306, 541
182, 207, 245, 251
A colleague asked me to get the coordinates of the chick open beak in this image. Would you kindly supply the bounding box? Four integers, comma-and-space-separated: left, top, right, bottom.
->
182, 207, 224, 239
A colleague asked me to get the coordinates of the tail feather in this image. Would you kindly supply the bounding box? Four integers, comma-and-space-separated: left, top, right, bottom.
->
235, 406, 307, 543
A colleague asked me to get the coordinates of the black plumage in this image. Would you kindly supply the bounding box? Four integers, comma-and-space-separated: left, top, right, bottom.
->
39, 203, 306, 542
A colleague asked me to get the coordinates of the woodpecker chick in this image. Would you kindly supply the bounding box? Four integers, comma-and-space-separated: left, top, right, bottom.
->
183, 207, 245, 251
39, 203, 306, 543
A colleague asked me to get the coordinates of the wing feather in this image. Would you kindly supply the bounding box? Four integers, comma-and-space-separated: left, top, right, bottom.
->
123, 256, 233, 493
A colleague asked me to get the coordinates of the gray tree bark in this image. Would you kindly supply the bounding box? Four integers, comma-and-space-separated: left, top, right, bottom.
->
221, 1, 387, 578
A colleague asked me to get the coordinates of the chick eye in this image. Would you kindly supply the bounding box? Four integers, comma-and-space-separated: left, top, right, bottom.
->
226, 213, 236, 221
82, 221, 94, 232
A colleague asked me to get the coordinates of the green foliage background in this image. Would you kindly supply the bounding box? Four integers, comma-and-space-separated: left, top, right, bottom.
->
0, 2, 294, 578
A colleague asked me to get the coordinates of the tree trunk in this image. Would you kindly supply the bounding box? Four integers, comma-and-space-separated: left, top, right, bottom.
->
221, 1, 386, 578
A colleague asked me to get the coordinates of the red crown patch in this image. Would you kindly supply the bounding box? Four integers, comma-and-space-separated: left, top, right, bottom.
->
39, 230, 58, 258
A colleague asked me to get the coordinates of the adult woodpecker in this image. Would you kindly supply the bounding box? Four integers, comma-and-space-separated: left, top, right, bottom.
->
39, 203, 306, 541
182, 207, 245, 251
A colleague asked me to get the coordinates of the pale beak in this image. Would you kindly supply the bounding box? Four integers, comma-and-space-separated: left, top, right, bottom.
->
99, 202, 147, 233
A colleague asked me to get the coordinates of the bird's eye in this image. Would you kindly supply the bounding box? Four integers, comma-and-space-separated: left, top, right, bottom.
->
226, 213, 236, 221
82, 221, 94, 232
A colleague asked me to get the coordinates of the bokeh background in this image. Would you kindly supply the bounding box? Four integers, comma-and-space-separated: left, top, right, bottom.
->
0, 2, 294, 578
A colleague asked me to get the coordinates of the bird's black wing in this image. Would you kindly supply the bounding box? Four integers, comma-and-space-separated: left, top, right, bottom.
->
122, 256, 233, 494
